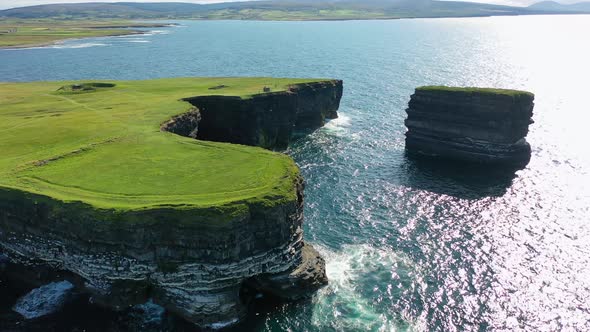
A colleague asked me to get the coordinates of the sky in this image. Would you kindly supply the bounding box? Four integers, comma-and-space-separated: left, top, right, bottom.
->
0, 0, 581, 10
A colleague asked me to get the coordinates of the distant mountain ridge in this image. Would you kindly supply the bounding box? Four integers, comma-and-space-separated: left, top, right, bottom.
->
529, 1, 590, 11
1, 0, 590, 20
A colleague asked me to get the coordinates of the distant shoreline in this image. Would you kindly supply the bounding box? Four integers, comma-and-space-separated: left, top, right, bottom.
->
0, 22, 176, 50
138, 11, 590, 22
0, 31, 141, 50
2, 13, 589, 50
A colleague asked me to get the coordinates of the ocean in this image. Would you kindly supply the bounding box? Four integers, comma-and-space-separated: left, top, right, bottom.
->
1, 15, 590, 331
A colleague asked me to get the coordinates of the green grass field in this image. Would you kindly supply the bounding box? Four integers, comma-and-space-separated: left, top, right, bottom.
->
0, 20, 164, 48
417, 86, 535, 98
0, 78, 320, 211
195, 9, 392, 21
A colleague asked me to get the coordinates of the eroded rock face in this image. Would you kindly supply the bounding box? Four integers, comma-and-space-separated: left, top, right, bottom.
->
0, 177, 326, 328
245, 243, 328, 301
0, 81, 340, 328
160, 107, 201, 139
405, 87, 535, 168
183, 80, 343, 150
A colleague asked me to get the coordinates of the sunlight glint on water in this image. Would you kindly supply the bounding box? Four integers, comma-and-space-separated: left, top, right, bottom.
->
1, 15, 589, 332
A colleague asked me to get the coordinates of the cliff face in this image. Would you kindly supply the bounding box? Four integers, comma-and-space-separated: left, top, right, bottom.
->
0, 179, 325, 328
160, 107, 201, 139
182, 80, 343, 150
0, 80, 342, 329
405, 87, 535, 168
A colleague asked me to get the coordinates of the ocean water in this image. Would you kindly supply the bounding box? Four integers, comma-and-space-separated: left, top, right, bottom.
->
1, 15, 590, 331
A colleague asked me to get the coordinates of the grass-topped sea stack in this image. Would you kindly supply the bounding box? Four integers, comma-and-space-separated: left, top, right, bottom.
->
404, 86, 535, 168
0, 77, 342, 329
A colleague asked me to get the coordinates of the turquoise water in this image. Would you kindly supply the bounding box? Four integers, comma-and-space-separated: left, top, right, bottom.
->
2, 15, 590, 331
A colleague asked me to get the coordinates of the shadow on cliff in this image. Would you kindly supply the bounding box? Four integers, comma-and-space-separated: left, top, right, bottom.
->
399, 154, 519, 199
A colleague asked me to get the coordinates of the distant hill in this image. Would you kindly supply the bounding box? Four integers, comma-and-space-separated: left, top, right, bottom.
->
1, 0, 589, 20
0, 3, 203, 19
528, 1, 590, 12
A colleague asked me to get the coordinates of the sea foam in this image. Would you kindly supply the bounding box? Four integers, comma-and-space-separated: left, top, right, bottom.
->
13, 281, 75, 319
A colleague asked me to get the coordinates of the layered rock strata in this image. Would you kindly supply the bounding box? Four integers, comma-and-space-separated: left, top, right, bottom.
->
180, 80, 343, 149
0, 80, 342, 329
405, 86, 535, 168
0, 170, 325, 329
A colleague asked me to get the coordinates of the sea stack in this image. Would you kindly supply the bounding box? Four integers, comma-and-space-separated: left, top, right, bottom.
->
405, 86, 535, 168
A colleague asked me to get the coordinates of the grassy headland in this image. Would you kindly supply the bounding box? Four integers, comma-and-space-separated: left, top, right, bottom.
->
0, 77, 322, 211
0, 19, 169, 49
417, 86, 535, 98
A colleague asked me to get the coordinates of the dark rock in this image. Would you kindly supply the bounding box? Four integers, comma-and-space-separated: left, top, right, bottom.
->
160, 107, 200, 139
245, 242, 328, 301
0, 253, 9, 265
405, 87, 535, 168
0, 173, 324, 329
127, 300, 167, 330
57, 82, 116, 93
182, 80, 343, 150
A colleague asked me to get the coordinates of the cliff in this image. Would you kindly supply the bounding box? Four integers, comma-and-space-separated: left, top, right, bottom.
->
176, 81, 343, 149
0, 78, 341, 329
0, 179, 321, 328
405, 86, 535, 168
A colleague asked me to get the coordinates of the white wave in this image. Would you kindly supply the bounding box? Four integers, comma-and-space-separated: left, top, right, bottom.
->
125, 40, 151, 43
115, 34, 143, 38
209, 318, 238, 330
51, 42, 108, 49
13, 280, 74, 319
311, 244, 424, 332
351, 132, 362, 140
3, 42, 107, 51
143, 30, 170, 36
323, 113, 352, 136
326, 113, 352, 128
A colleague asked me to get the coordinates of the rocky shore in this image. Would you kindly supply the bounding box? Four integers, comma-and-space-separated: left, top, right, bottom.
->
405, 86, 535, 168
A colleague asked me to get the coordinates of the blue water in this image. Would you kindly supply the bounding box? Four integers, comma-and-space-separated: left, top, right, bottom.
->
2, 15, 590, 331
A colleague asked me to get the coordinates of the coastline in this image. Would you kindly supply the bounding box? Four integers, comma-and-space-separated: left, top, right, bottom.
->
0, 23, 176, 50
0, 31, 141, 50
0, 13, 589, 332
3, 13, 589, 50
0, 78, 341, 328
133, 12, 590, 22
